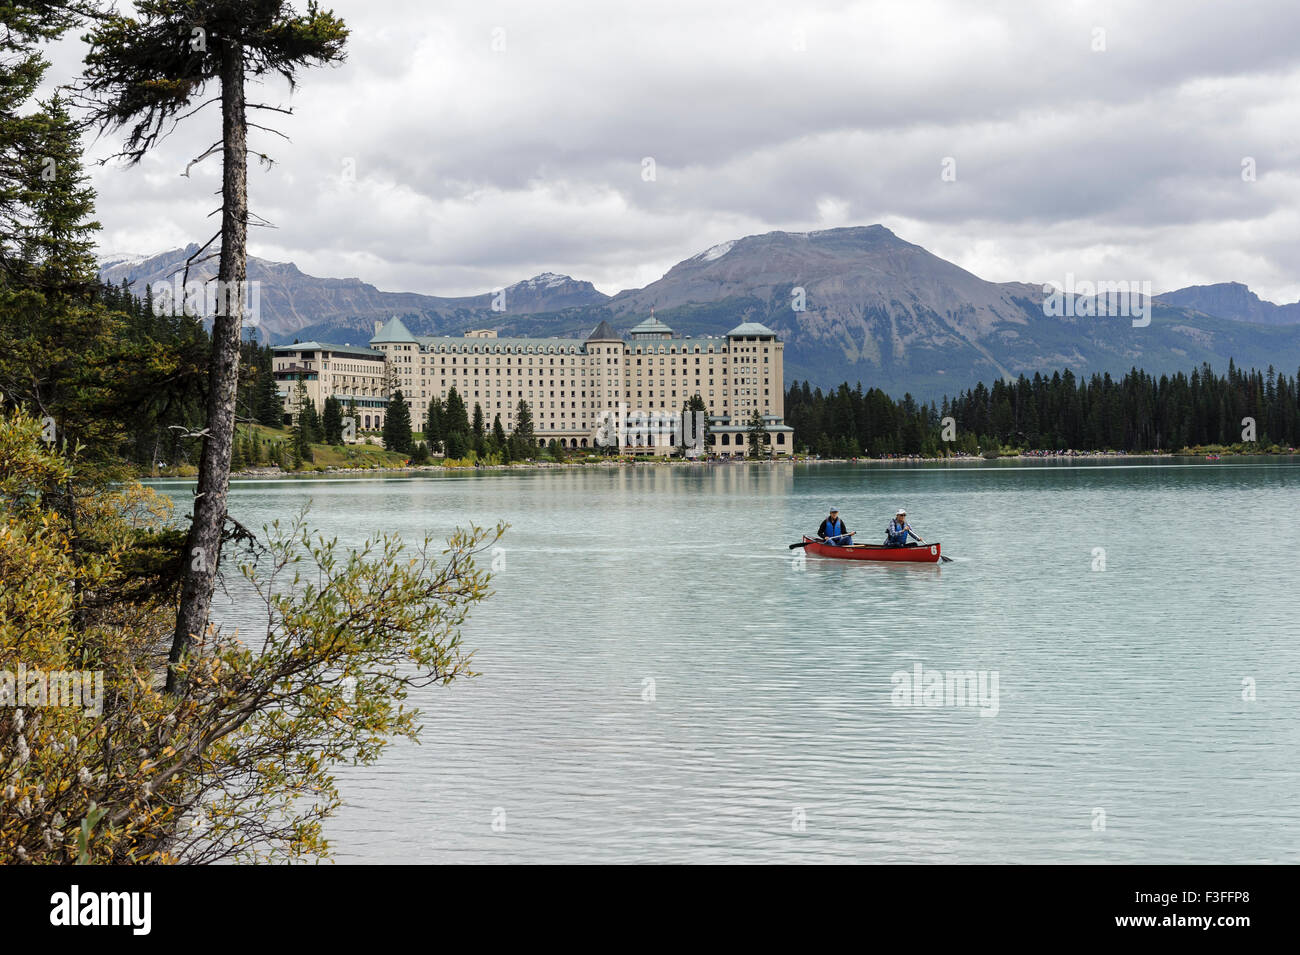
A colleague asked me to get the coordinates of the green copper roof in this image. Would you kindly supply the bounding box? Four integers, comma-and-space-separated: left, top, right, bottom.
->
371, 315, 418, 344
629, 315, 674, 335
727, 322, 778, 338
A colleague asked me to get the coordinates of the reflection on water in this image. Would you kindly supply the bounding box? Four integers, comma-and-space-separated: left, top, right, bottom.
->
153, 458, 1300, 863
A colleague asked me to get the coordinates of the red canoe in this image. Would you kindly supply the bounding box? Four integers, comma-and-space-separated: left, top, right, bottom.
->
801, 536, 942, 563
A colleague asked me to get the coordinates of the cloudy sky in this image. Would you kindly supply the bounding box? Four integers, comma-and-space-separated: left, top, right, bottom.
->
45, 0, 1300, 302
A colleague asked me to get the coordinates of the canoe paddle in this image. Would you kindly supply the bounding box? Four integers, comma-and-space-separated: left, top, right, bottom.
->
910, 534, 953, 562
789, 533, 856, 549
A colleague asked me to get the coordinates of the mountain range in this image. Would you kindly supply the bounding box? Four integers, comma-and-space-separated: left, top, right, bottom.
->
98, 226, 1300, 401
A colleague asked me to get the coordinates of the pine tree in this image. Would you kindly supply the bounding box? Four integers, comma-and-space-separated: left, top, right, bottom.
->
0, 93, 126, 460
81, 0, 349, 692
322, 395, 343, 444
255, 368, 283, 426
301, 397, 323, 444
746, 409, 769, 458
0, 3, 78, 250
441, 387, 469, 455
425, 396, 444, 453
511, 399, 536, 459
445, 387, 470, 433
471, 402, 486, 456
291, 377, 312, 434
443, 430, 468, 460
288, 381, 317, 466
383, 389, 413, 453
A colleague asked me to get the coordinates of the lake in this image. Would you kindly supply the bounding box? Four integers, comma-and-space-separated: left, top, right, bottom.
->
152, 458, 1300, 863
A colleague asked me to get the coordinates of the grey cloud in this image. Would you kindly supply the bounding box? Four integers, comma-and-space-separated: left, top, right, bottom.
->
35, 0, 1300, 303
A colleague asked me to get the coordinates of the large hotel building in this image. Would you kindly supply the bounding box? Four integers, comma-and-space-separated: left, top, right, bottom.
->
271, 314, 794, 455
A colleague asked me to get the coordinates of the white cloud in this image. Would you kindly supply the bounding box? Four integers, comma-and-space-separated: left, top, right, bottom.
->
38, 0, 1300, 303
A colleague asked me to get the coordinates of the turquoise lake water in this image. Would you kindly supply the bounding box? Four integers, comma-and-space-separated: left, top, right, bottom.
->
153, 458, 1300, 863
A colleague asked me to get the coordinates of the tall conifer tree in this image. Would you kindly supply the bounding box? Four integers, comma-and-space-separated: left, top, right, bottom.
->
81, 0, 349, 692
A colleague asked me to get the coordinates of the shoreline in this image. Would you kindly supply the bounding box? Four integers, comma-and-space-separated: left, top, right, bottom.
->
140, 447, 1298, 481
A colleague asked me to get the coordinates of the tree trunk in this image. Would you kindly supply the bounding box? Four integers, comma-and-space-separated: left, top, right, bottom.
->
166, 35, 247, 694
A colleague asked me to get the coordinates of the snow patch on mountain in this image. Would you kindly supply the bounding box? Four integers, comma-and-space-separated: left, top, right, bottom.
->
513, 272, 573, 289
96, 251, 149, 269
697, 240, 736, 263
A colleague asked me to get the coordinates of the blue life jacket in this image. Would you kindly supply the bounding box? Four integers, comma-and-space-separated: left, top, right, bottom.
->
825, 517, 845, 539
886, 520, 910, 546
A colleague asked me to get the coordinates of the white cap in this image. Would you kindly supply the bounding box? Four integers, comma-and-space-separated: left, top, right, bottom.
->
896, 508, 906, 515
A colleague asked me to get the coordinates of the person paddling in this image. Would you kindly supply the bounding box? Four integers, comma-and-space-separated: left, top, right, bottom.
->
885, 508, 920, 547
818, 507, 854, 546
